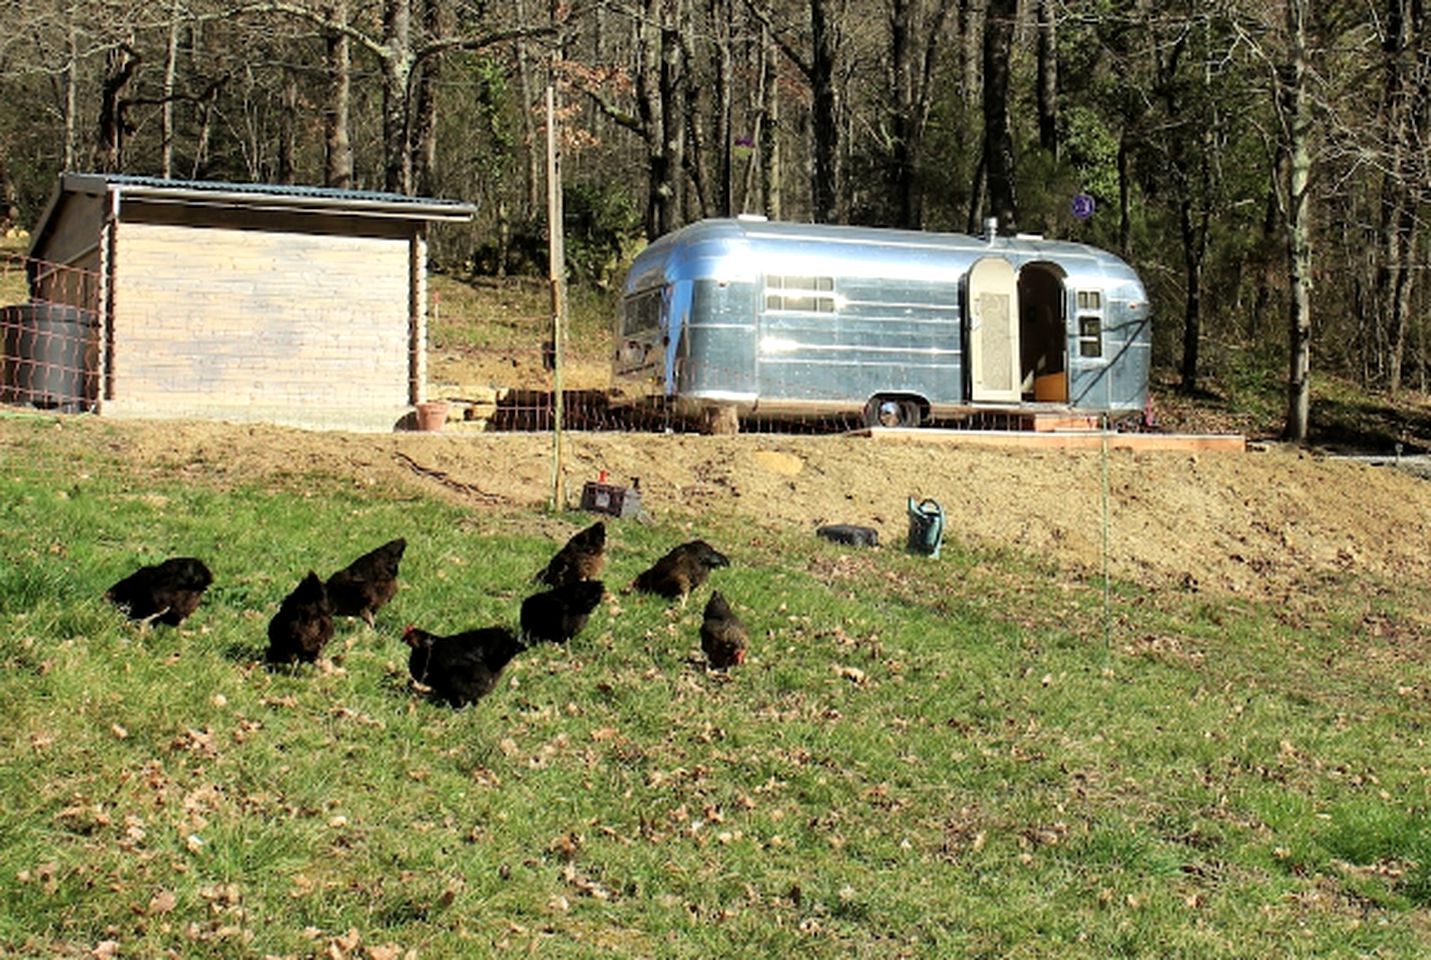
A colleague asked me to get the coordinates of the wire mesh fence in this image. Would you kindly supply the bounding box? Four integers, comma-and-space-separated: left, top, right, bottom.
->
0, 252, 101, 414
2, 250, 1125, 440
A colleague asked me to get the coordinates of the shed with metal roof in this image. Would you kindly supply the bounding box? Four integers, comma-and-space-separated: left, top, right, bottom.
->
20, 172, 475, 431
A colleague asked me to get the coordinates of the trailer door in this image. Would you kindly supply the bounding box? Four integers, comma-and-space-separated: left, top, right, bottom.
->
967, 257, 1021, 403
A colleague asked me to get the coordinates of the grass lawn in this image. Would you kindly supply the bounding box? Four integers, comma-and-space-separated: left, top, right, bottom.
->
1, 414, 1428, 958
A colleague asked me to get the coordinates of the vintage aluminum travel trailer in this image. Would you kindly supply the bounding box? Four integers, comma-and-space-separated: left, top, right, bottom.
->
613, 216, 1152, 428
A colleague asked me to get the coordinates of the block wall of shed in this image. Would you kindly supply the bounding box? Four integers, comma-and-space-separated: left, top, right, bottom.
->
104, 221, 417, 431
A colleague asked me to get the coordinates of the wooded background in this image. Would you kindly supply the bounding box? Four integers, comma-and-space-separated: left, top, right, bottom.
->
0, 1, 1426, 439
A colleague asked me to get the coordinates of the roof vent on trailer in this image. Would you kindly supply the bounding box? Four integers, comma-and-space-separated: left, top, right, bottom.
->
984, 217, 998, 242
737, 213, 768, 222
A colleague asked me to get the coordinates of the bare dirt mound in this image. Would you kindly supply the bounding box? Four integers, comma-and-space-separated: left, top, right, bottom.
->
10, 414, 1431, 604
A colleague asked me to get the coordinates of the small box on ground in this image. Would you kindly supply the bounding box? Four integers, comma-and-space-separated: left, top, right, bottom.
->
580, 481, 643, 519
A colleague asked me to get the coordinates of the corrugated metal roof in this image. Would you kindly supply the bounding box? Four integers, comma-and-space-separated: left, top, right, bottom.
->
29, 171, 477, 257
69, 172, 474, 211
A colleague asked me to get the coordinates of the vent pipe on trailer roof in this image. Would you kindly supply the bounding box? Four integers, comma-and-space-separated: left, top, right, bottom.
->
983, 217, 998, 242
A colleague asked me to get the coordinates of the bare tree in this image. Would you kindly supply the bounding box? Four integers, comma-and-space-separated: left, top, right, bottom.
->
323, 0, 353, 188
982, 0, 1016, 231
747, 0, 842, 222
161, 0, 184, 177
885, 0, 956, 228
95, 38, 140, 171
1035, 0, 1056, 157
1375, 0, 1427, 394
1281, 0, 1312, 441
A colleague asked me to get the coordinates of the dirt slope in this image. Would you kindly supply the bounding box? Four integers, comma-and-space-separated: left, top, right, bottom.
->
12, 415, 1430, 604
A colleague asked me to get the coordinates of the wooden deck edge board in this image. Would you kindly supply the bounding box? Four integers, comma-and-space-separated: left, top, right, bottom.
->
852, 428, 1247, 452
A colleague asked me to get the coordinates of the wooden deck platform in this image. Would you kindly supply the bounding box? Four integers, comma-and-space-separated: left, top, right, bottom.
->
853, 427, 1247, 453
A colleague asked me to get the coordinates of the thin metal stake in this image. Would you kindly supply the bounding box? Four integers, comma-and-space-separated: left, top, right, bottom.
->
1101, 413, 1112, 654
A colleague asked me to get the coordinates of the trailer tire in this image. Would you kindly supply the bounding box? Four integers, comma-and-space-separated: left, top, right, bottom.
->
864, 397, 922, 429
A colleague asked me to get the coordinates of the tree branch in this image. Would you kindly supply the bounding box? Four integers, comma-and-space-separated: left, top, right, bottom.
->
743, 0, 812, 80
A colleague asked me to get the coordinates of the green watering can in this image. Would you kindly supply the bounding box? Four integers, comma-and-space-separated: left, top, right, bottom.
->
906, 497, 944, 558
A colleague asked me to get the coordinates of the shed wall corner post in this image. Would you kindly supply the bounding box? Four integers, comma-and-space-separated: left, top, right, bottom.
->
98, 187, 120, 408
410, 228, 427, 405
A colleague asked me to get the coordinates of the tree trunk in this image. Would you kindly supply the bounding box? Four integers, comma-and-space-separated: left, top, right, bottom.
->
95, 41, 140, 173
190, 81, 218, 179
514, 0, 541, 219
810, 0, 839, 222
1250, 152, 1283, 342
1385, 202, 1419, 393
890, 0, 918, 227
959, 0, 984, 231
410, 0, 445, 197
382, 0, 415, 194
1178, 197, 1207, 392
715, 0, 734, 217
635, 0, 665, 238
960, 0, 982, 108
0, 152, 18, 227
64, 9, 79, 171
1283, 0, 1312, 442
324, 0, 354, 189
1117, 129, 1131, 257
982, 0, 1017, 232
762, 24, 782, 219
656, 0, 686, 233
682, 23, 711, 218
161, 0, 183, 179
277, 70, 298, 183
1035, 0, 1057, 157
1379, 0, 1424, 394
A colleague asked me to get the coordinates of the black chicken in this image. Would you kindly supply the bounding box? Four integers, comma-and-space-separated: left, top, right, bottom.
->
520, 580, 606, 646
533, 521, 606, 588
700, 590, 748, 669
104, 556, 213, 627
326, 538, 405, 626
265, 571, 334, 666
402, 624, 525, 707
630, 540, 729, 602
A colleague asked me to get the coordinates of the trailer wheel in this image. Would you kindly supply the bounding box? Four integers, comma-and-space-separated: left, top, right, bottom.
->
864, 396, 922, 429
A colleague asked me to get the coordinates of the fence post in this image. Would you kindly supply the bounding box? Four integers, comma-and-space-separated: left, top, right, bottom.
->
545, 49, 567, 510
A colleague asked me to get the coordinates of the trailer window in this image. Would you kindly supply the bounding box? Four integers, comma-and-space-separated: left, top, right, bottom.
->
765, 275, 835, 313
622, 288, 663, 336
1077, 290, 1102, 310
1078, 316, 1103, 358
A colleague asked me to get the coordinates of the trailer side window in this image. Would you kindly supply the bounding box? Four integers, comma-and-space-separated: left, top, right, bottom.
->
1078, 316, 1103, 358
1075, 291, 1103, 358
765, 275, 835, 313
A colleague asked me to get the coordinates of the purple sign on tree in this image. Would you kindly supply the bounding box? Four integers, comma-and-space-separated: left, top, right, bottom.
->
1072, 193, 1096, 220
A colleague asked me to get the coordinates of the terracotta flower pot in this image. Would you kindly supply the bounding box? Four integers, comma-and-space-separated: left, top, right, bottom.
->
414, 400, 449, 432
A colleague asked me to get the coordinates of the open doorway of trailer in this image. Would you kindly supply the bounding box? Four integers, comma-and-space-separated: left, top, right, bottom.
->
1018, 262, 1068, 403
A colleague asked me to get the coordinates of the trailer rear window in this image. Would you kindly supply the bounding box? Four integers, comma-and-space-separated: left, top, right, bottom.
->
765, 275, 835, 313
622, 288, 663, 336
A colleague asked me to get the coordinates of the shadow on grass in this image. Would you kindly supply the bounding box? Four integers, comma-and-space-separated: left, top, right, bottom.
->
1307, 394, 1431, 454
